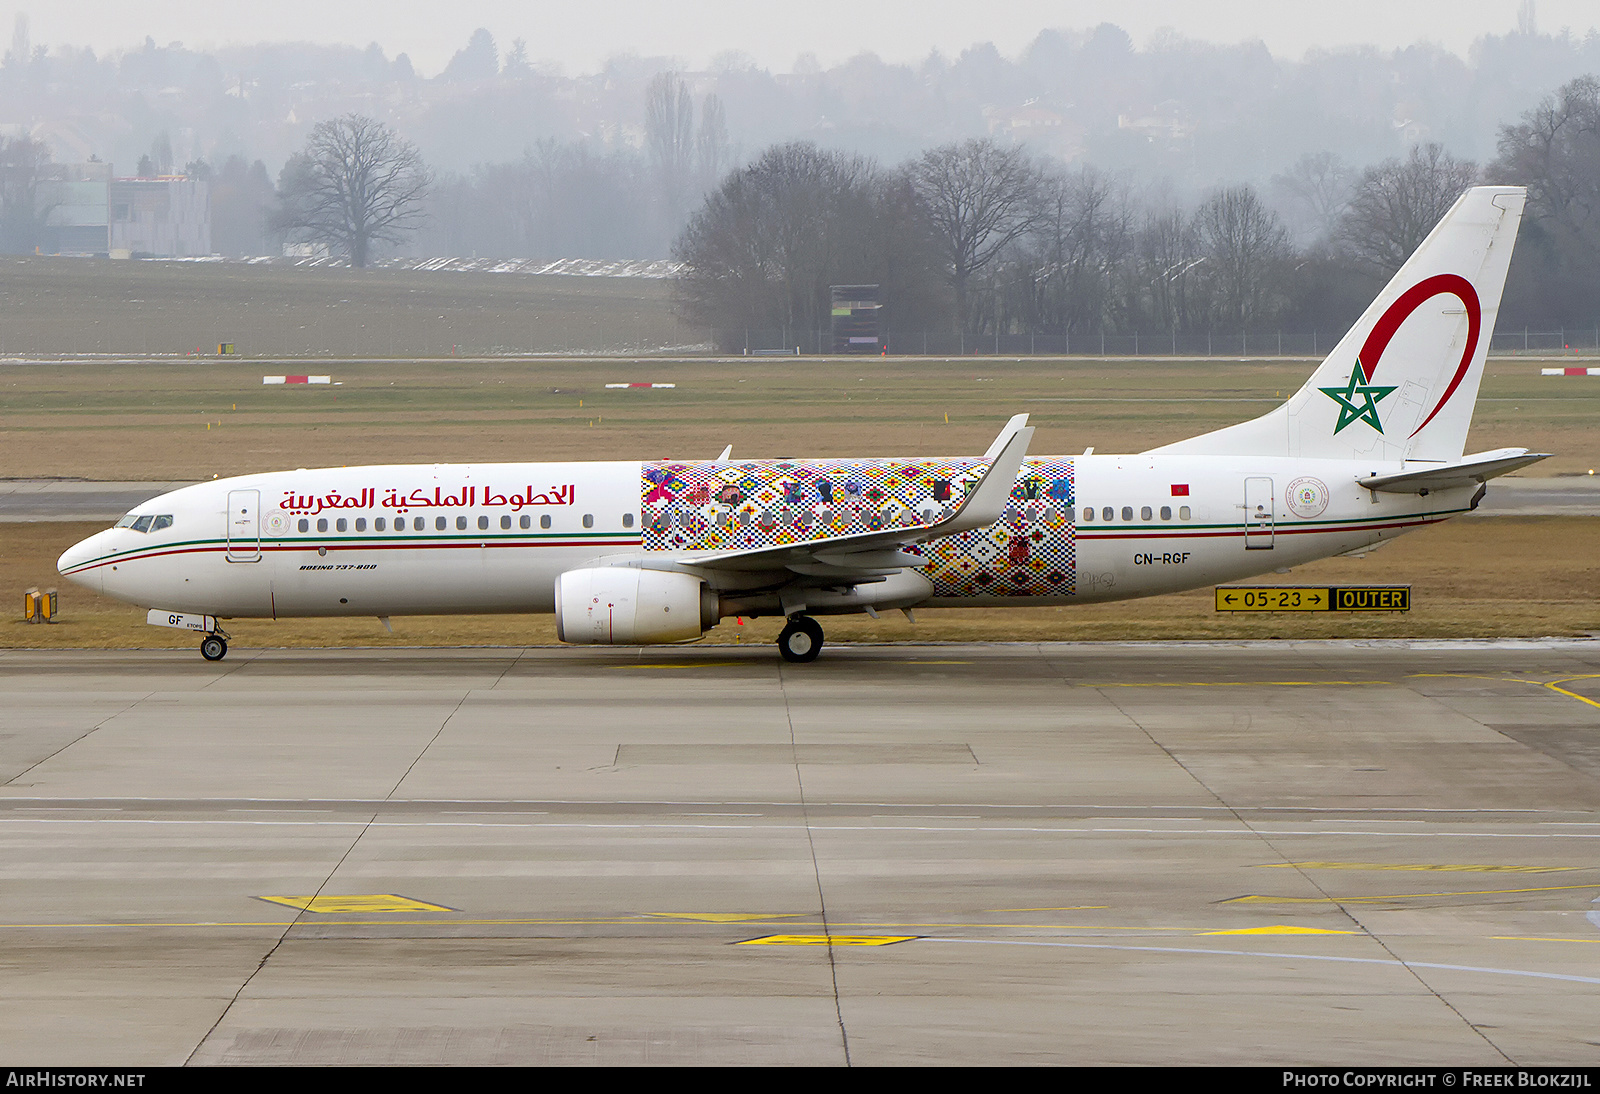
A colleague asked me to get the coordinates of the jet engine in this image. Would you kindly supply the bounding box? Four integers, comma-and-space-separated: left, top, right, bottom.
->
554, 567, 719, 644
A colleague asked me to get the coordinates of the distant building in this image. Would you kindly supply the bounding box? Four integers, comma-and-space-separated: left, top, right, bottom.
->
39, 161, 111, 255
1116, 100, 1195, 147
109, 176, 211, 257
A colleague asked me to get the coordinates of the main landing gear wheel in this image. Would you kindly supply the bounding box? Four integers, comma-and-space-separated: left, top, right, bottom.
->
200, 635, 228, 662
777, 615, 824, 663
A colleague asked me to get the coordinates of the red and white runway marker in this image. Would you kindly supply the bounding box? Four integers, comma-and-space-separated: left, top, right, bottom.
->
604, 382, 676, 389
263, 375, 333, 384
1541, 367, 1600, 376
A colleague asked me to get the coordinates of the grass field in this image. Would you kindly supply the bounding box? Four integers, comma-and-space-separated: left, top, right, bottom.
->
6, 517, 1595, 649
2, 355, 1596, 479
0, 257, 697, 358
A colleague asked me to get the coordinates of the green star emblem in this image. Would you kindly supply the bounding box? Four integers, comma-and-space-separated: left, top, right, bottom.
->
1319, 368, 1397, 434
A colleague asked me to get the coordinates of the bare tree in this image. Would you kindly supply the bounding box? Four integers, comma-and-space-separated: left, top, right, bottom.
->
645, 73, 695, 220
1494, 77, 1600, 263
1192, 184, 1292, 332
1129, 204, 1202, 333
1271, 151, 1355, 245
675, 141, 950, 348
695, 92, 731, 194
676, 143, 871, 338
1492, 75, 1600, 322
907, 138, 1042, 332
0, 135, 56, 253
1337, 143, 1478, 274
273, 115, 431, 267
1013, 166, 1130, 335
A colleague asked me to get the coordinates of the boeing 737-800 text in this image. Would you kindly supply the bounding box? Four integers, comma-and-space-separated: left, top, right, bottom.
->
58, 186, 1544, 662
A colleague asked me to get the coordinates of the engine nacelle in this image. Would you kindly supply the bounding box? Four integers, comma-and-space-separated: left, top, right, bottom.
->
554, 567, 718, 644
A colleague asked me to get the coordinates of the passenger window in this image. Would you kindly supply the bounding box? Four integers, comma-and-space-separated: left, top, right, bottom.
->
1140, 506, 1152, 521
540, 515, 551, 530
297, 518, 309, 533
1121, 507, 1133, 522
150, 515, 173, 532
521, 515, 531, 530
317, 518, 329, 532
623, 513, 634, 529
500, 515, 511, 530
435, 516, 447, 531
375, 517, 386, 531
1179, 506, 1191, 520
454, 515, 465, 530
131, 515, 153, 533
1081, 508, 1093, 522
336, 518, 347, 532
1160, 506, 1171, 521
582, 514, 594, 529
355, 517, 366, 531
478, 515, 489, 531
414, 517, 425, 530
1101, 507, 1113, 522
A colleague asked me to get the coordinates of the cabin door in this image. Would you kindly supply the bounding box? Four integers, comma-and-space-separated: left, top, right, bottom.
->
1244, 477, 1275, 550
226, 490, 261, 562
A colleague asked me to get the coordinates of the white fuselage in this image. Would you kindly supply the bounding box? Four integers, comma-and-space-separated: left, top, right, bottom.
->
57, 455, 1469, 620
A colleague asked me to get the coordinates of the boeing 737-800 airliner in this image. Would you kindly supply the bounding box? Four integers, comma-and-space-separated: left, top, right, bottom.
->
58, 186, 1544, 662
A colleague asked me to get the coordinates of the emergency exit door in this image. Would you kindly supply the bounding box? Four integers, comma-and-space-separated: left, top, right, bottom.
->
226, 489, 261, 562
1244, 477, 1275, 549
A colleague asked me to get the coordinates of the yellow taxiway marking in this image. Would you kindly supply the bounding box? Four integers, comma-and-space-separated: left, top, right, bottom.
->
614, 662, 746, 669
987, 906, 1110, 912
1544, 675, 1600, 711
643, 912, 806, 923
1409, 672, 1600, 711
257, 894, 454, 914
1085, 680, 1387, 688
1491, 936, 1600, 944
1256, 862, 1580, 874
736, 934, 918, 946
1201, 926, 1358, 936
1225, 883, 1600, 904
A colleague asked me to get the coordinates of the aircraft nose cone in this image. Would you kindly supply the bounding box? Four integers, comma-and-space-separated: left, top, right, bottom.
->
57, 533, 106, 593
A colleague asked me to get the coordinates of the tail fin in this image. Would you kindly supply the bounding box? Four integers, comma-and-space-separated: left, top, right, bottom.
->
1153, 186, 1525, 463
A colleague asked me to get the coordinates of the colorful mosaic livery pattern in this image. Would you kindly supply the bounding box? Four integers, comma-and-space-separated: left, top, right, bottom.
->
641, 457, 1077, 597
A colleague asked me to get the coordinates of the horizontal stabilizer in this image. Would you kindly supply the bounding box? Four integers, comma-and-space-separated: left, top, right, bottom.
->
1357, 449, 1550, 493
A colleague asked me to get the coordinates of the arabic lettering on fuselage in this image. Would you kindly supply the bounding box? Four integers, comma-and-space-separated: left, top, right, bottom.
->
278, 484, 575, 516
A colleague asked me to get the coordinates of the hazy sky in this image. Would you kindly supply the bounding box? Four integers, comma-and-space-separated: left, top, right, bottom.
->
6, 1, 1596, 76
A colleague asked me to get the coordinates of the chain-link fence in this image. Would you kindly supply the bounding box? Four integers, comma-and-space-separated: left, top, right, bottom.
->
733, 326, 1600, 357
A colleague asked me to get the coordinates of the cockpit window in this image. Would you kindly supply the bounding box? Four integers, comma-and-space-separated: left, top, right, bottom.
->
114, 513, 172, 533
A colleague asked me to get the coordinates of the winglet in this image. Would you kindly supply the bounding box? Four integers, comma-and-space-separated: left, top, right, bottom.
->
983, 414, 1031, 461
715, 445, 733, 461
932, 414, 1033, 537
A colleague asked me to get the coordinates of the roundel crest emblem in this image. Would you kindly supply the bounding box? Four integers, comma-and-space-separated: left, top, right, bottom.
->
1286, 477, 1329, 518
264, 512, 289, 535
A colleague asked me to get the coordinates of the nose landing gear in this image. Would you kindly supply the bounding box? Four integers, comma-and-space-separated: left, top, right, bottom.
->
200, 631, 229, 661
777, 614, 824, 663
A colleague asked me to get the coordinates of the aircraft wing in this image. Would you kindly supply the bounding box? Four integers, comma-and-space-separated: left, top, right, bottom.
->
674, 414, 1035, 578
1357, 448, 1551, 493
